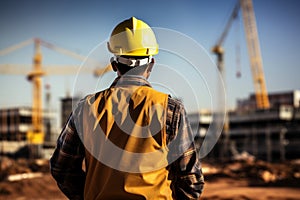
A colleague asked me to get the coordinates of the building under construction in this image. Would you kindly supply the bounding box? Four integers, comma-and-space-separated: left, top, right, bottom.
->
0, 95, 84, 158
190, 90, 300, 162
0, 107, 57, 157
229, 90, 300, 161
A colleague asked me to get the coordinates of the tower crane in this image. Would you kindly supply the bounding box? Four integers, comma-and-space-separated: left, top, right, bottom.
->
0, 38, 112, 147
212, 0, 270, 110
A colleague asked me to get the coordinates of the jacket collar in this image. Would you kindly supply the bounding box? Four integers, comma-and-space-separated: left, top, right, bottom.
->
110, 75, 152, 88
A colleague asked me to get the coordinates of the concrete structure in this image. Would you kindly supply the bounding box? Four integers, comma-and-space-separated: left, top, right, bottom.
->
61, 96, 80, 127
188, 90, 300, 162
229, 106, 299, 161
0, 107, 32, 142
0, 107, 57, 156
237, 90, 300, 112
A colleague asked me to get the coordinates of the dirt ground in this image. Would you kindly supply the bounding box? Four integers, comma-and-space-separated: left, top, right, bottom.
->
0, 157, 300, 200
202, 177, 300, 200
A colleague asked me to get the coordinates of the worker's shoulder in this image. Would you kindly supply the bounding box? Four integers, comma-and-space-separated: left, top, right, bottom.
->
74, 89, 108, 106
143, 87, 184, 109
143, 86, 169, 97
167, 95, 185, 110
84, 89, 110, 103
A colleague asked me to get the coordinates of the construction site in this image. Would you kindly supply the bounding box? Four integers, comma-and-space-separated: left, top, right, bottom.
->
0, 0, 299, 199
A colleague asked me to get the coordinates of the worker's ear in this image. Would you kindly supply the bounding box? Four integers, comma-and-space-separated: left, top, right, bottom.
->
147, 57, 155, 72
111, 61, 118, 72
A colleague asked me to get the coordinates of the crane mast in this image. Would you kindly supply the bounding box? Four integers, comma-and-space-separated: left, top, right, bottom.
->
212, 0, 270, 110
240, 0, 270, 109
27, 38, 45, 146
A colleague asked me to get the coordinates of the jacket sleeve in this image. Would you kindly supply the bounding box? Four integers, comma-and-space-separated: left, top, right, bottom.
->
50, 114, 86, 200
167, 98, 204, 200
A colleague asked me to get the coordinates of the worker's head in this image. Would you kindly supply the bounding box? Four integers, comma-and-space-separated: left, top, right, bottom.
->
107, 17, 158, 77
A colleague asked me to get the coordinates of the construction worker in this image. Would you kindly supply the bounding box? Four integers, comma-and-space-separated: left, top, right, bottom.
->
50, 17, 204, 200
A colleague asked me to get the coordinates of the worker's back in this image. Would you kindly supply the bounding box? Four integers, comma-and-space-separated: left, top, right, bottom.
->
78, 79, 173, 199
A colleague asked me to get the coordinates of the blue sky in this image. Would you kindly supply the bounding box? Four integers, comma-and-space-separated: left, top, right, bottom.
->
0, 0, 300, 123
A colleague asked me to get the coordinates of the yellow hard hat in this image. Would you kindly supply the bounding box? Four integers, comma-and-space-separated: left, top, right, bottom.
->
107, 17, 159, 56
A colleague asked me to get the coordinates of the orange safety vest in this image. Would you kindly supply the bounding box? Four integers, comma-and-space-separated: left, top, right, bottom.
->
80, 84, 173, 199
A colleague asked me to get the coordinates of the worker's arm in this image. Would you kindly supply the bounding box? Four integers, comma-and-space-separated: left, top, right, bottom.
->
167, 98, 205, 200
169, 143, 204, 200
50, 114, 86, 200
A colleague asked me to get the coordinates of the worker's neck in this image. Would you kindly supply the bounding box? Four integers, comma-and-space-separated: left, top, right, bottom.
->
118, 71, 150, 80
